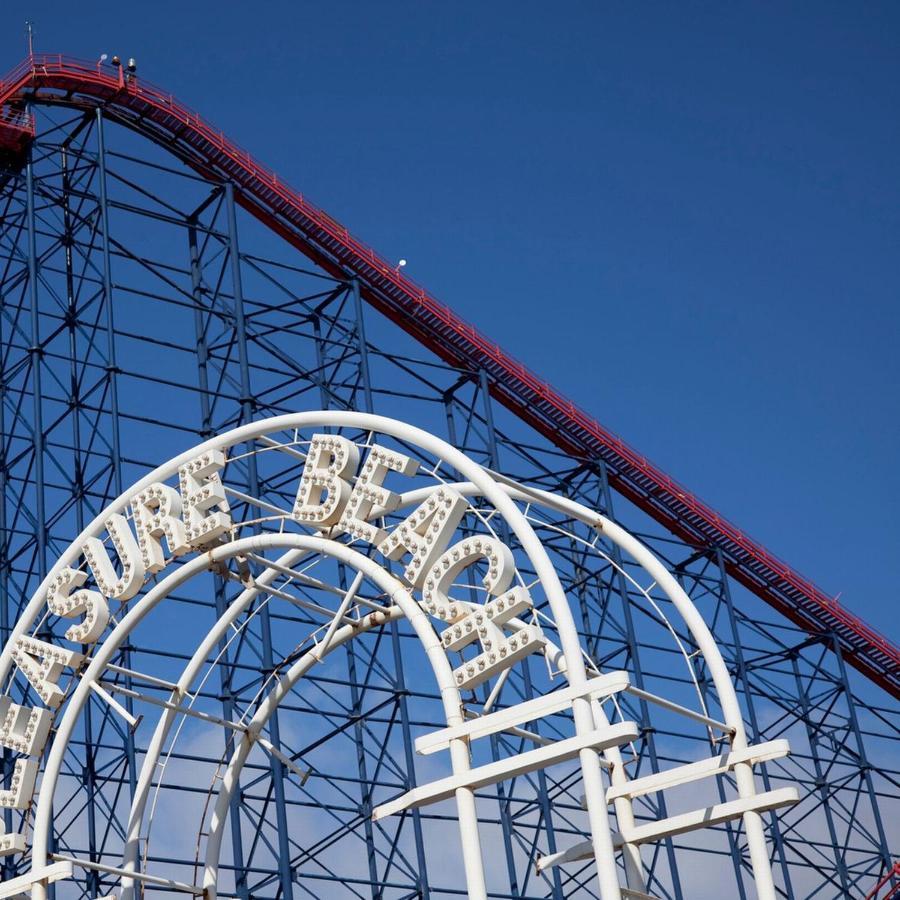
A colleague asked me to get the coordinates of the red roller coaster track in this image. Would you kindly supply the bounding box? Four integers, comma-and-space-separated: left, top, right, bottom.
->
2, 54, 898, 697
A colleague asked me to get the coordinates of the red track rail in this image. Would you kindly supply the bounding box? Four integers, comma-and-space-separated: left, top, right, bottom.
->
867, 863, 900, 900
2, 54, 898, 697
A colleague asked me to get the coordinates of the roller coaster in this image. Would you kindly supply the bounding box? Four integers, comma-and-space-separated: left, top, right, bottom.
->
0, 53, 896, 899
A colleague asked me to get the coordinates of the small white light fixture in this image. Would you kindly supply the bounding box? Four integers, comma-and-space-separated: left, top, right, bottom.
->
398, 259, 407, 268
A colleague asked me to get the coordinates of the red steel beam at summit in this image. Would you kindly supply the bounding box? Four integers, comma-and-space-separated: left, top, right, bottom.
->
2, 54, 898, 697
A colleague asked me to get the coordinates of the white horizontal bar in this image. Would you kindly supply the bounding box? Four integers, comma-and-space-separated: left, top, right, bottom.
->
49, 853, 203, 894
415, 671, 630, 756
0, 862, 72, 899
536, 841, 598, 874
624, 685, 731, 733
223, 485, 292, 517
537, 787, 800, 872
105, 662, 180, 692
98, 682, 247, 732
256, 434, 308, 462
374, 720, 638, 821
500, 724, 555, 748
257, 736, 311, 785
89, 680, 141, 728
256, 581, 359, 624
241, 559, 391, 618
625, 786, 800, 845
605, 739, 791, 803
245, 553, 346, 598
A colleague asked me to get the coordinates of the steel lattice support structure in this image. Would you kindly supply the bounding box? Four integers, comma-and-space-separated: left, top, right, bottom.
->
0, 55, 896, 899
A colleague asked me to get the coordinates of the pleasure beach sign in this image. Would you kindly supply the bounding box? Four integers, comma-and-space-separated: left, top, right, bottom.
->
0, 412, 796, 900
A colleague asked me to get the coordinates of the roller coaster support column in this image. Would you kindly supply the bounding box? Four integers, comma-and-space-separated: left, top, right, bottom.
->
482, 369, 567, 900
25, 113, 55, 900
225, 181, 295, 900
790, 652, 852, 894
96, 109, 140, 813
188, 209, 250, 899
350, 277, 374, 415
0, 207, 10, 879
72, 132, 100, 884
831, 639, 894, 885
25, 145, 46, 582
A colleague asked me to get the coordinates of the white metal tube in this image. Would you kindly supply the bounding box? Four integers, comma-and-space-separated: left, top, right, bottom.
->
595, 517, 775, 899
312, 568, 364, 659
192, 540, 486, 899
50, 854, 202, 894
394, 479, 777, 895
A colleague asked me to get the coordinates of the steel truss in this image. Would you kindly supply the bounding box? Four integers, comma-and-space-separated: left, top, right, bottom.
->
0, 74, 895, 900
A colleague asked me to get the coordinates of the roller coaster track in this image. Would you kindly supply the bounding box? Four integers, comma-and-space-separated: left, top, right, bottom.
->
2, 53, 897, 697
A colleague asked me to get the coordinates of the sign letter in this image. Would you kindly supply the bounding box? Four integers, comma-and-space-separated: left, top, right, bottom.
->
81, 514, 145, 601
132, 483, 190, 573
293, 435, 359, 528
378, 487, 468, 587
421, 536, 543, 690
47, 567, 110, 644
179, 450, 232, 547
11, 637, 83, 709
339, 445, 418, 544
0, 696, 52, 757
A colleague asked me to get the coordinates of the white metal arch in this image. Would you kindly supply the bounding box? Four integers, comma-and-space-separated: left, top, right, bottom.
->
42, 536, 479, 899
0, 412, 791, 900
6, 413, 620, 899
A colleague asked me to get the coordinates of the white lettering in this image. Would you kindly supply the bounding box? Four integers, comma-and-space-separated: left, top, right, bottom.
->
421, 535, 543, 690
421, 536, 515, 621
11, 637, 83, 709
179, 449, 232, 547
46, 567, 110, 644
132, 483, 189, 573
0, 832, 26, 855
0, 758, 38, 809
81, 514, 145, 600
0, 696, 52, 757
338, 444, 418, 544
293, 435, 359, 527
450, 623, 544, 691
378, 487, 468, 587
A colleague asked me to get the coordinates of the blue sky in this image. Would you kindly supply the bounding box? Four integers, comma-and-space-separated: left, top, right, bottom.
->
2, 2, 897, 638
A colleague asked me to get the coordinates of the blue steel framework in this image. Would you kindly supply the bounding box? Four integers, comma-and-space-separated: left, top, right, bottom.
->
0, 85, 896, 900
